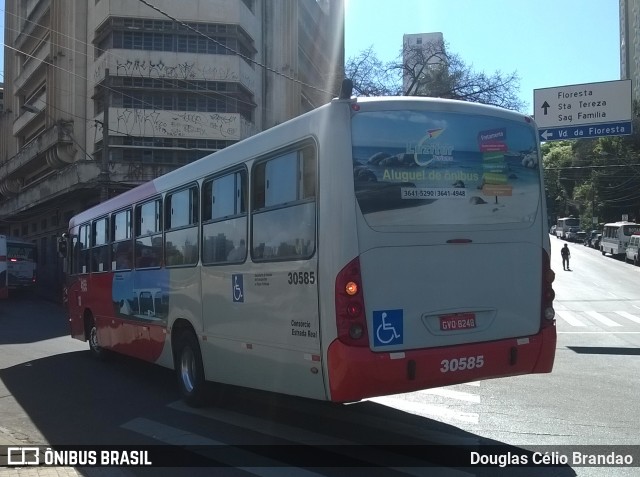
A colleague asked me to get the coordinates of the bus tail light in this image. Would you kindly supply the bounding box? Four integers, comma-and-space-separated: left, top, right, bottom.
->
335, 257, 369, 346
541, 250, 556, 325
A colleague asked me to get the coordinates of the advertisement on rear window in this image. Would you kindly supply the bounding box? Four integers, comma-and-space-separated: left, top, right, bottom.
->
351, 110, 541, 227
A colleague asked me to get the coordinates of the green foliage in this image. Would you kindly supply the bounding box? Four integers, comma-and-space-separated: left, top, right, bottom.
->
543, 102, 640, 225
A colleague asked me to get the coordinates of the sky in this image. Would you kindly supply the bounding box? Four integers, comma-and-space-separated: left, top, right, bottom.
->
1, 0, 620, 116
344, 0, 621, 115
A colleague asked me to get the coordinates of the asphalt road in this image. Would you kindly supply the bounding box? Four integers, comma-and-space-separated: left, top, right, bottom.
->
1, 244, 638, 476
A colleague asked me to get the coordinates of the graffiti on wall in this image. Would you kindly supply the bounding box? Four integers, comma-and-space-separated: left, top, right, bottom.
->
93, 55, 256, 90
112, 108, 240, 140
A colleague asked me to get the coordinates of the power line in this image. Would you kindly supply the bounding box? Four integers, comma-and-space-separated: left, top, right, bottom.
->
1, 2, 339, 133
0, 5, 273, 124
1, 20, 258, 111
1, 43, 250, 150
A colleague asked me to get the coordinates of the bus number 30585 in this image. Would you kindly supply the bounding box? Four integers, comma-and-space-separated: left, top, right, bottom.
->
440, 355, 484, 373
287, 271, 316, 285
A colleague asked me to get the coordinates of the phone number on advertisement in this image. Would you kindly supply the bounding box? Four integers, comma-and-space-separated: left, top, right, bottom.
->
401, 187, 467, 199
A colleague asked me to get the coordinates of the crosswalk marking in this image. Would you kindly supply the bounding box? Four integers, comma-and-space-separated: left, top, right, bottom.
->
367, 395, 479, 424
125, 406, 474, 476
418, 388, 481, 403
614, 311, 640, 325
556, 310, 640, 327
555, 310, 586, 326
122, 418, 325, 477
584, 310, 623, 327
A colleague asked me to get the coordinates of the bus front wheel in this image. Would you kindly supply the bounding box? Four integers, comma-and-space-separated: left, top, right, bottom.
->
175, 331, 206, 407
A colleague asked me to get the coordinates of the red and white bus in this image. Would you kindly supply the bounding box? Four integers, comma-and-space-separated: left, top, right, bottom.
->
61, 90, 557, 406
0, 235, 8, 300
6, 237, 37, 291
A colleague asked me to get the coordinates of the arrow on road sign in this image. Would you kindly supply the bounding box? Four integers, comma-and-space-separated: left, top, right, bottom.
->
540, 130, 553, 141
541, 101, 550, 115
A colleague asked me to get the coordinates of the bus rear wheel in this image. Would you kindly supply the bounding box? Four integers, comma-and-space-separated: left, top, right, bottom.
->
175, 331, 206, 407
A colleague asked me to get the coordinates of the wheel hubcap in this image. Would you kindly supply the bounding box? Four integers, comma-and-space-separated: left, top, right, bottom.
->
180, 347, 196, 393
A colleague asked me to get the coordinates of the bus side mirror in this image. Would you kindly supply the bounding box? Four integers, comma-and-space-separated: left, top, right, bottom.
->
57, 235, 68, 258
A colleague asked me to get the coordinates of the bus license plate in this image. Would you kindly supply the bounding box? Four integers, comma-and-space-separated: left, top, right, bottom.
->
440, 313, 476, 331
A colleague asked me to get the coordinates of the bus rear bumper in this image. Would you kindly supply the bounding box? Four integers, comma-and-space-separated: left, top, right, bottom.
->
326, 324, 556, 403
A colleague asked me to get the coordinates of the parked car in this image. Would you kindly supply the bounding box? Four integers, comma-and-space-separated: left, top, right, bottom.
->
550, 225, 557, 235
566, 227, 581, 242
576, 231, 587, 244
586, 230, 599, 248
625, 233, 640, 265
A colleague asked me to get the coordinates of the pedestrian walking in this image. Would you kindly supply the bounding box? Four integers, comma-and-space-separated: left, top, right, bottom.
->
561, 243, 571, 270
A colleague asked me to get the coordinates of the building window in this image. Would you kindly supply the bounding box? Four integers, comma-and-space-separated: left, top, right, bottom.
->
99, 19, 256, 65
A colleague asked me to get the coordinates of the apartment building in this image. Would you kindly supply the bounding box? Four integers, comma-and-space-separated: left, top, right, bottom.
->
621, 0, 640, 101
402, 32, 444, 96
0, 0, 344, 299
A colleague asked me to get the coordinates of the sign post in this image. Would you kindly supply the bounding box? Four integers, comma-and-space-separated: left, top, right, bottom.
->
533, 80, 632, 141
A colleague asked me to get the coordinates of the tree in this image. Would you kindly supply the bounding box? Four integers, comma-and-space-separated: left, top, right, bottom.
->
346, 41, 526, 111
345, 47, 400, 97
541, 102, 640, 227
542, 141, 576, 217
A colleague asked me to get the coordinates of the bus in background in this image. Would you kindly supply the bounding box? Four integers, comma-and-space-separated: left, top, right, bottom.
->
0, 235, 8, 300
60, 88, 556, 406
600, 221, 640, 258
6, 237, 37, 291
555, 216, 580, 240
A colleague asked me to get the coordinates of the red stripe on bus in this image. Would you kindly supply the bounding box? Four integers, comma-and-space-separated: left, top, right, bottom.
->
326, 326, 556, 403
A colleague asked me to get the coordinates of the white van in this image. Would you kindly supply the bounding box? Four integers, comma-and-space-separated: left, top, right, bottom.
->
625, 234, 640, 265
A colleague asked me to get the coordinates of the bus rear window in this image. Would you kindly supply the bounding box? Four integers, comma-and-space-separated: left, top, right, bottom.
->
351, 110, 541, 228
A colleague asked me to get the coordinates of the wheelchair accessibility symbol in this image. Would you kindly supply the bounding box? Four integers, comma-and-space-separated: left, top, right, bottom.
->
373, 309, 403, 346
232, 274, 244, 303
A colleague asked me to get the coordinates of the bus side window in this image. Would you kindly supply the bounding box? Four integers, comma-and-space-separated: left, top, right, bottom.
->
92, 217, 110, 273
78, 224, 91, 274
135, 199, 163, 269
165, 186, 199, 267
202, 169, 247, 265
251, 144, 316, 261
112, 209, 133, 270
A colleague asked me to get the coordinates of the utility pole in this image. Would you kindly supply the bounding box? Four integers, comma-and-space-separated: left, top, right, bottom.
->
100, 69, 111, 202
